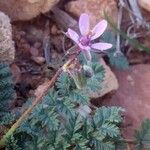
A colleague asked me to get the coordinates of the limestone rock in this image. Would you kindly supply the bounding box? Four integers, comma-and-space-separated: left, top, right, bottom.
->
101, 64, 150, 138
138, 0, 150, 12
0, 0, 59, 21
0, 12, 15, 63
89, 58, 119, 98
65, 0, 117, 28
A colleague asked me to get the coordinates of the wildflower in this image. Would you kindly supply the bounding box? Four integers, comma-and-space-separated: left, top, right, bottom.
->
67, 13, 112, 62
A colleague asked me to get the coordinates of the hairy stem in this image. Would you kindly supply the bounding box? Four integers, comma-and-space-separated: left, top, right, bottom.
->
0, 53, 79, 147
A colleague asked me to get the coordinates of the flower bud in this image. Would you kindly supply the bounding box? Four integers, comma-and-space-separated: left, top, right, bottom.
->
63, 59, 87, 89
83, 65, 94, 78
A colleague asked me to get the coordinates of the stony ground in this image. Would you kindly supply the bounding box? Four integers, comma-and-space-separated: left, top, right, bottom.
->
0, 0, 150, 143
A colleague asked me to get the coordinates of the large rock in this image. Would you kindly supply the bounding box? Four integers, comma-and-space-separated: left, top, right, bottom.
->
101, 64, 150, 138
65, 0, 117, 28
0, 12, 15, 63
138, 0, 150, 12
0, 0, 59, 21
89, 58, 119, 98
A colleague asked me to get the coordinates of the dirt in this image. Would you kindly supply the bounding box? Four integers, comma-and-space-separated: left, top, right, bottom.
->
11, 15, 69, 105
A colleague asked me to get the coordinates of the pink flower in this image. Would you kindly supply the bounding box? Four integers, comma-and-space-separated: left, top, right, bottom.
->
67, 13, 112, 62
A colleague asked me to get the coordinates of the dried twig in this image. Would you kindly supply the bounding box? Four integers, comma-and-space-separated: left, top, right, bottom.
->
51, 7, 78, 32
115, 1, 123, 55
120, 0, 149, 28
43, 21, 51, 64
128, 0, 144, 26
120, 0, 135, 24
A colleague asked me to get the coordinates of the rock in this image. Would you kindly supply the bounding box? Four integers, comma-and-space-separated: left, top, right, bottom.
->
89, 58, 119, 98
30, 47, 39, 56
101, 64, 150, 138
31, 56, 45, 65
51, 24, 59, 35
0, 12, 15, 64
10, 63, 21, 84
65, 0, 117, 28
25, 26, 44, 43
51, 35, 64, 52
33, 42, 42, 49
0, 0, 59, 21
138, 0, 150, 12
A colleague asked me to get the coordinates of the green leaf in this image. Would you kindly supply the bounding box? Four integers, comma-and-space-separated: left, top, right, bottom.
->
85, 62, 105, 92
91, 62, 105, 81
69, 90, 90, 105
99, 123, 120, 138
0, 112, 16, 125
135, 119, 150, 150
65, 115, 83, 141
0, 62, 15, 115
5, 135, 22, 150
94, 106, 123, 126
56, 97, 75, 118
56, 72, 72, 96
102, 31, 129, 70
93, 139, 115, 150
34, 104, 59, 130
108, 50, 129, 70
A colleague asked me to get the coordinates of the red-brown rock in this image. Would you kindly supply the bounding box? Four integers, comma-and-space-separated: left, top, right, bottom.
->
138, 0, 150, 12
65, 0, 117, 28
101, 64, 150, 139
0, 0, 59, 21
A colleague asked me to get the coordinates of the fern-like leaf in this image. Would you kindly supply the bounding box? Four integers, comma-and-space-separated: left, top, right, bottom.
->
94, 106, 124, 125
69, 90, 90, 105
135, 119, 150, 150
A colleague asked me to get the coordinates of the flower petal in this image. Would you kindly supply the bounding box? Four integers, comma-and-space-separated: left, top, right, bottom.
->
67, 28, 79, 43
79, 13, 90, 35
91, 42, 112, 51
91, 20, 107, 40
81, 48, 92, 62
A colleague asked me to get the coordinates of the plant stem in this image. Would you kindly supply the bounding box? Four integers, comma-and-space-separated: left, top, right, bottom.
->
116, 1, 123, 55
0, 53, 79, 147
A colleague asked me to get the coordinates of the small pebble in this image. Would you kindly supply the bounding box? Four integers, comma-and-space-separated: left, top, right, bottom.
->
33, 42, 42, 49
31, 56, 45, 65
51, 24, 58, 35
30, 47, 39, 56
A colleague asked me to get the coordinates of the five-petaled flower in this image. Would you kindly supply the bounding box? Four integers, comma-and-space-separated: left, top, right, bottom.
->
67, 13, 112, 62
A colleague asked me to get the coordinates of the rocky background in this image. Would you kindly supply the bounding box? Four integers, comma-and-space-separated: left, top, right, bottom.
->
0, 0, 150, 145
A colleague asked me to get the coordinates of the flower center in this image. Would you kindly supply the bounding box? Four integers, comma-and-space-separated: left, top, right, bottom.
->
79, 36, 91, 46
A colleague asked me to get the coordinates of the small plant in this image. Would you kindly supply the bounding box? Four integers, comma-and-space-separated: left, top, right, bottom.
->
0, 13, 125, 149
135, 119, 150, 150
0, 62, 15, 123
